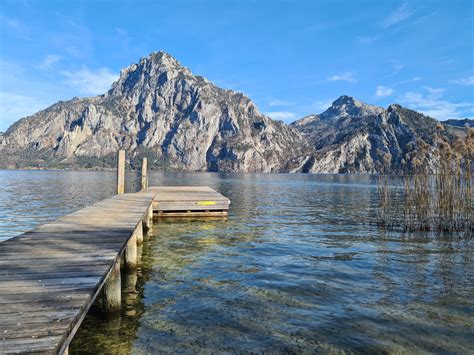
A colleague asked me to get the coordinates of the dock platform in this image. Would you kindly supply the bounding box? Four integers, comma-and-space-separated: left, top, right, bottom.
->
0, 185, 229, 354
151, 186, 230, 217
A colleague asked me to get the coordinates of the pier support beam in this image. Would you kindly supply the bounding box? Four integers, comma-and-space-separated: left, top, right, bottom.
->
124, 231, 138, 269
123, 270, 138, 299
117, 149, 125, 195
143, 205, 153, 237
141, 157, 148, 191
103, 262, 121, 312
135, 221, 143, 244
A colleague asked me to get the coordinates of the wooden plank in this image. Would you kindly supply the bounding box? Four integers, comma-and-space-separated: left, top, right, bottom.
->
0, 270, 105, 282
0, 251, 118, 261
0, 298, 92, 315
0, 322, 70, 340
0, 290, 93, 305
0, 336, 63, 354
0, 276, 102, 290
154, 211, 228, 217
0, 309, 79, 325
153, 201, 229, 211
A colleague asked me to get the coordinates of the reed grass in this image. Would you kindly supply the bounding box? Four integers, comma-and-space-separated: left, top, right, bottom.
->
377, 125, 473, 236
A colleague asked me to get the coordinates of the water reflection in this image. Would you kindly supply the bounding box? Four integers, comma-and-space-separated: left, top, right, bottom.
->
0, 171, 472, 353
70, 240, 148, 354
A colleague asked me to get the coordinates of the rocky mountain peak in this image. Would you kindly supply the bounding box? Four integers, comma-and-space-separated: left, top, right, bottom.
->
140, 51, 187, 74
332, 95, 360, 106
320, 95, 384, 119
108, 51, 192, 97
387, 104, 402, 112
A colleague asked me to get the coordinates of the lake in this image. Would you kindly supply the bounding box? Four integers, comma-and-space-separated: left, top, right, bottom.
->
0, 170, 472, 353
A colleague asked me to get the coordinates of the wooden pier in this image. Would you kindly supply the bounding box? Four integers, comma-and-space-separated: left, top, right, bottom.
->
0, 151, 229, 354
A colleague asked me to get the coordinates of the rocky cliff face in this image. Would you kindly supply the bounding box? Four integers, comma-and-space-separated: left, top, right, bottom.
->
291, 96, 460, 173
0, 51, 309, 172
0, 52, 466, 173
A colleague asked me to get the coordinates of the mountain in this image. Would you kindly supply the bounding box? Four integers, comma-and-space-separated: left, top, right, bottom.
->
0, 51, 468, 173
290, 97, 460, 173
0, 51, 309, 172
443, 118, 473, 128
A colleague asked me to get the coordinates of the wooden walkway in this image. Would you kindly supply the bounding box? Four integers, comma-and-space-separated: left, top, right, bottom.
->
0, 185, 229, 354
151, 186, 230, 217
0, 191, 156, 354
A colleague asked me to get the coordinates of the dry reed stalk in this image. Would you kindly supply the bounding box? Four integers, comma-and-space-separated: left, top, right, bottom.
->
377, 125, 473, 236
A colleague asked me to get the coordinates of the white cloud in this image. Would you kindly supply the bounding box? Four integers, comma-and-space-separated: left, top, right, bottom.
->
376, 86, 394, 97
400, 87, 473, 119
265, 111, 297, 121
60, 67, 119, 95
328, 72, 357, 83
383, 3, 414, 28
39, 54, 62, 70
423, 86, 445, 98
267, 99, 294, 106
0, 15, 30, 39
115, 27, 128, 36
356, 35, 378, 44
392, 76, 421, 86
450, 76, 474, 85
392, 62, 404, 73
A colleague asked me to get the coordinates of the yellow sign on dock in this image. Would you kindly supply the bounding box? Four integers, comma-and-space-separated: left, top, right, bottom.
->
197, 201, 217, 206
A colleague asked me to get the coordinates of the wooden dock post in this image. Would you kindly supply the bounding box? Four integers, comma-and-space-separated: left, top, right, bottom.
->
124, 231, 138, 269
103, 262, 121, 312
143, 204, 153, 237
141, 157, 148, 191
117, 149, 126, 194
135, 221, 144, 244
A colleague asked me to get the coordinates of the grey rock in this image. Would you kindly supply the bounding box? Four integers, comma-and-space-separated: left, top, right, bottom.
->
291, 98, 461, 173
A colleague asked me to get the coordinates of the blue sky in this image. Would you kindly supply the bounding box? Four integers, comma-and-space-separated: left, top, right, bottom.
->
0, 0, 473, 131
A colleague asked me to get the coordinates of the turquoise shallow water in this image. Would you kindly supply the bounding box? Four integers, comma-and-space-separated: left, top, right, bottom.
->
0, 171, 472, 353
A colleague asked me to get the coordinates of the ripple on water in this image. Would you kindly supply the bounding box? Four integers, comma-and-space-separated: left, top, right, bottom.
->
0, 171, 472, 353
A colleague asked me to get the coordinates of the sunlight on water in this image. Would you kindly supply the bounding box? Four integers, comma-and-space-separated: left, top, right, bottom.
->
0, 171, 472, 353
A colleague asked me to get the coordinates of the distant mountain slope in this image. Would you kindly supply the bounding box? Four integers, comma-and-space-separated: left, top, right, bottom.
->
290, 96, 461, 173
443, 118, 473, 127
0, 51, 309, 171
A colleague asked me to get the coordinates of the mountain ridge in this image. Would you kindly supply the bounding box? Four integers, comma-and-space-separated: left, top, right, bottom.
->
0, 51, 469, 173
290, 97, 463, 173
